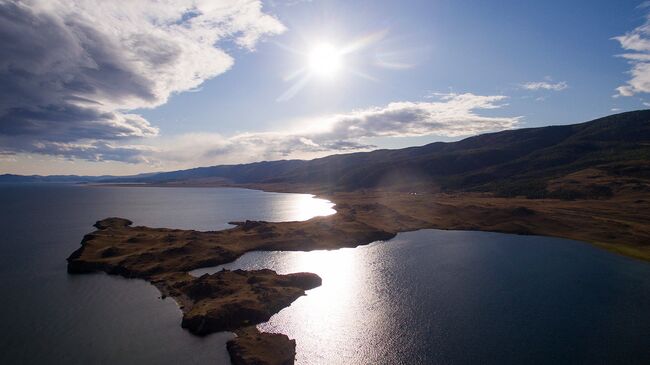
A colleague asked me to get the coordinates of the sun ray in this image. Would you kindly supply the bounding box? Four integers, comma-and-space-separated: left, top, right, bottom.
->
284, 67, 308, 82
339, 29, 388, 55
348, 68, 379, 82
277, 73, 313, 102
271, 41, 307, 56
277, 29, 391, 100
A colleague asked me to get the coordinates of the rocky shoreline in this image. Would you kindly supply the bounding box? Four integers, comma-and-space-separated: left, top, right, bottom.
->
66, 211, 394, 364
228, 327, 297, 365
67, 184, 650, 364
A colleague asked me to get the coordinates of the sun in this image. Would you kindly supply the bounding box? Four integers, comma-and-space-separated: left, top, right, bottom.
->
308, 43, 342, 78
278, 32, 388, 101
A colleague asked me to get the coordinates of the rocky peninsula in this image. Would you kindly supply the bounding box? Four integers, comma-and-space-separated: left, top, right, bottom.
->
58, 110, 650, 364
66, 209, 395, 364
68, 168, 650, 364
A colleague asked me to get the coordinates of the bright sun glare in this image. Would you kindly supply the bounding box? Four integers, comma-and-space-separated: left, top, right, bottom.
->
279, 31, 388, 101
308, 43, 342, 78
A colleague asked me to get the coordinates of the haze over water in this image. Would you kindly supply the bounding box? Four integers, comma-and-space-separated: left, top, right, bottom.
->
1, 184, 649, 364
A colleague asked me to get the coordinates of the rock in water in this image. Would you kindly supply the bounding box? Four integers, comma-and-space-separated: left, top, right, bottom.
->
227, 327, 296, 365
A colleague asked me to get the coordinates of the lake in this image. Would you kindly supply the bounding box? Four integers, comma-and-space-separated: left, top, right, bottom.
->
1, 184, 649, 364
0, 184, 333, 364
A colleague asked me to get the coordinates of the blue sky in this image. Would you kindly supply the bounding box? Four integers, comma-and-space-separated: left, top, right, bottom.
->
0, 0, 647, 175
141, 0, 641, 134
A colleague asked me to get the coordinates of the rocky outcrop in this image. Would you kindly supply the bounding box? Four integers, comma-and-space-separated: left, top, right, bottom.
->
227, 327, 296, 365
174, 269, 321, 335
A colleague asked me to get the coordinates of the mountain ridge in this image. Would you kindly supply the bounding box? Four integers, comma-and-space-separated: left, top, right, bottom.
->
3, 110, 649, 199
101, 110, 650, 198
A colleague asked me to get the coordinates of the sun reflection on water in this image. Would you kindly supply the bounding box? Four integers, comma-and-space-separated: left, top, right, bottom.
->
251, 246, 389, 365
274, 248, 360, 316
188, 228, 650, 364
189, 243, 389, 364
286, 194, 336, 221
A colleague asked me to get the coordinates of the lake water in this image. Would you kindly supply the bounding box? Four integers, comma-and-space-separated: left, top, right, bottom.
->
0, 184, 333, 364
1, 184, 649, 364
192, 231, 650, 364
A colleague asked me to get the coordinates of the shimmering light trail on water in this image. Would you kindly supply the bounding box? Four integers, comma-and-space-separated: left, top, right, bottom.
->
2, 184, 650, 364
193, 230, 650, 365
282, 193, 336, 221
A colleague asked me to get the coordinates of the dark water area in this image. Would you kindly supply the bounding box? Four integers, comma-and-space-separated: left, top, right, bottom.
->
0, 184, 333, 364
1, 184, 649, 364
195, 233, 650, 364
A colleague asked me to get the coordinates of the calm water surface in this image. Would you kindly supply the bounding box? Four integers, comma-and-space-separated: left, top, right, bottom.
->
0, 184, 333, 364
2, 184, 649, 364
194, 229, 650, 364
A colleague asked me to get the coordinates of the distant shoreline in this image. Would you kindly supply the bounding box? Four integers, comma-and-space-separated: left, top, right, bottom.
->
90, 181, 650, 262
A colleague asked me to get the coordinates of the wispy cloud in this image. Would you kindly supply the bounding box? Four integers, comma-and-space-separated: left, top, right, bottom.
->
613, 8, 650, 96
0, 2, 520, 168
0, 0, 284, 158
1, 92, 520, 167
520, 80, 568, 91
140, 93, 521, 167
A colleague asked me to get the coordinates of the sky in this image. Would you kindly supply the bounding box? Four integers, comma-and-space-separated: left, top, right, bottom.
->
0, 0, 649, 175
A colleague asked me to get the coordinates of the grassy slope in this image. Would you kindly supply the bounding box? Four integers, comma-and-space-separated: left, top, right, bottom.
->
118, 110, 650, 198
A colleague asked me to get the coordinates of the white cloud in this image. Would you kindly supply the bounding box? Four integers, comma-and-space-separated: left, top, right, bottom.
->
520, 80, 568, 91
0, 2, 522, 169
0, 0, 285, 155
613, 10, 650, 96
1, 92, 520, 165
139, 93, 521, 167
